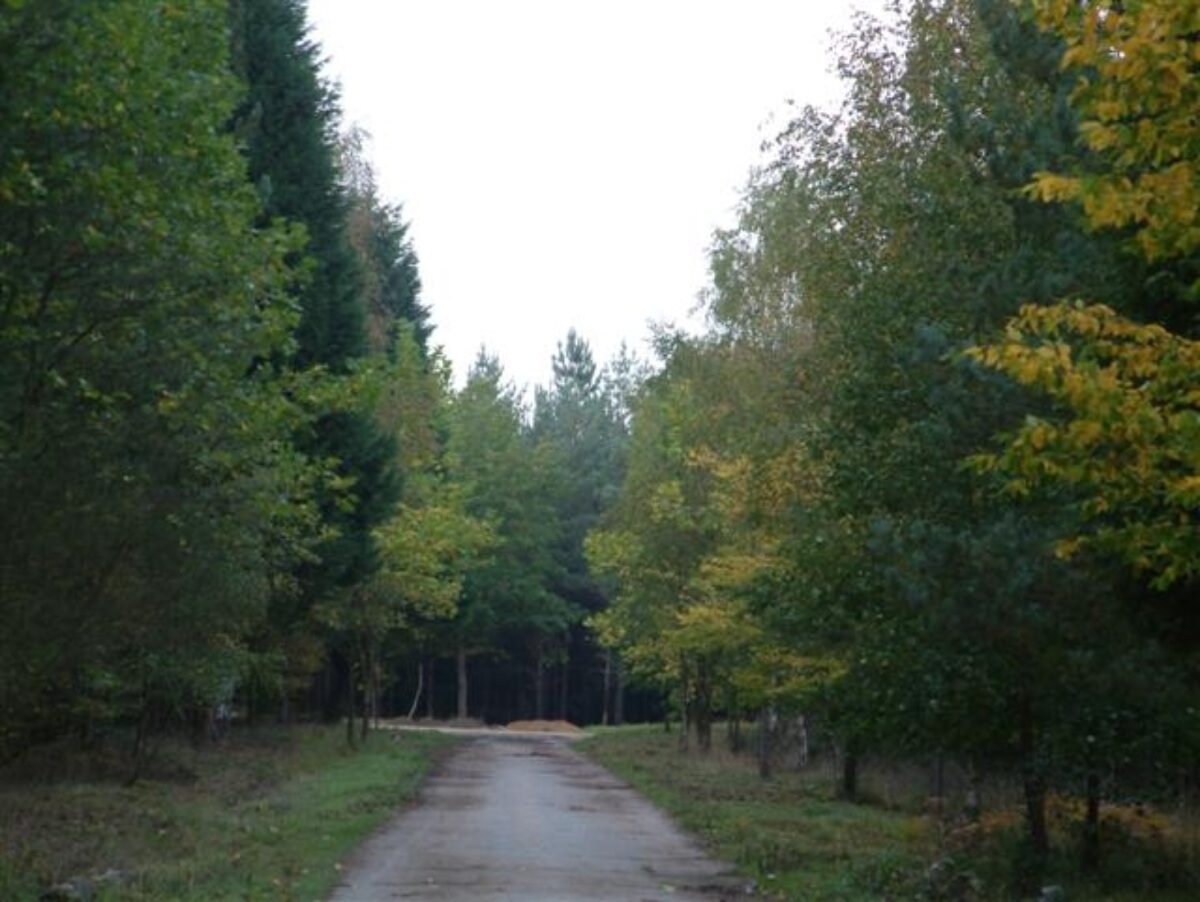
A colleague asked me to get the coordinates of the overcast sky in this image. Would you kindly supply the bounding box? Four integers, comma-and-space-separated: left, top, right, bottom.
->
307, 0, 883, 391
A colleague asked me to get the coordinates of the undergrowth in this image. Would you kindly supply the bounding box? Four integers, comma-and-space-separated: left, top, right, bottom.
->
0, 725, 452, 900
578, 724, 1198, 901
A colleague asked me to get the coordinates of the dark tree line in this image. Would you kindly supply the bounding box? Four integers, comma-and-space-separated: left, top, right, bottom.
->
0, 0, 439, 764
0, 0, 651, 768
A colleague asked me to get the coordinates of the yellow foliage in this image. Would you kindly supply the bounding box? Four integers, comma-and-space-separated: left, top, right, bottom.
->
970, 302, 1200, 585
369, 490, 496, 626
648, 479, 688, 526
733, 645, 847, 709
695, 548, 778, 594
1028, 0, 1200, 264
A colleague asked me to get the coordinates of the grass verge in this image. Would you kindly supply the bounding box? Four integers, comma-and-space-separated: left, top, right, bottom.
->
577, 725, 1199, 901
578, 724, 934, 900
0, 725, 454, 900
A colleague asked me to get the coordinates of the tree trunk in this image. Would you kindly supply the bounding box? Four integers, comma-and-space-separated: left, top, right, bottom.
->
456, 646, 468, 720
246, 674, 257, 727
357, 676, 367, 738
678, 676, 690, 752
929, 753, 946, 820
728, 714, 742, 752
796, 715, 809, 769
695, 699, 712, 753
613, 654, 625, 725
558, 637, 570, 722
537, 642, 547, 719
1022, 772, 1049, 860
127, 694, 150, 786
757, 708, 772, 779
407, 658, 424, 720
690, 666, 713, 753
964, 758, 982, 823
77, 709, 94, 753
370, 646, 380, 729
359, 643, 371, 742
345, 659, 357, 749
425, 656, 436, 720
279, 652, 290, 725
601, 648, 612, 726
841, 749, 859, 801
1019, 698, 1048, 891
1081, 771, 1101, 872
535, 640, 546, 720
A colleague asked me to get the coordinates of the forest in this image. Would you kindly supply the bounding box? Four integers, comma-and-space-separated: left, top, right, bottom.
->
1, 0, 1197, 897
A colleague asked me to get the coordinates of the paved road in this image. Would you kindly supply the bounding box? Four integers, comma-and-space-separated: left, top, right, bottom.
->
329, 734, 749, 901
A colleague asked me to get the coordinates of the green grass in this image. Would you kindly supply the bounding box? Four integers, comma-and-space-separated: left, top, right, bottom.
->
578, 725, 934, 900
0, 725, 454, 900
578, 725, 1200, 901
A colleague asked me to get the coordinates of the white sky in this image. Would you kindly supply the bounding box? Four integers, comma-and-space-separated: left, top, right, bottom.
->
307, 0, 883, 391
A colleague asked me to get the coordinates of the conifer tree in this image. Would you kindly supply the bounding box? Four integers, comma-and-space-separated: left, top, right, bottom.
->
341, 128, 431, 357
532, 331, 629, 719
230, 0, 400, 716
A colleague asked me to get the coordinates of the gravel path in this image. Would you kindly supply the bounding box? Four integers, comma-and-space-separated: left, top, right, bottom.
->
329, 734, 748, 900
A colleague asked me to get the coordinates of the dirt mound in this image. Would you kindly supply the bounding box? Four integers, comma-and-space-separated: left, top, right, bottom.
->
504, 719, 582, 734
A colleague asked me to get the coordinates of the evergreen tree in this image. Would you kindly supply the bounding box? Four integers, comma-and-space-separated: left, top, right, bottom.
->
444, 353, 571, 719
230, 0, 401, 716
532, 331, 630, 720
341, 127, 431, 357
231, 0, 364, 370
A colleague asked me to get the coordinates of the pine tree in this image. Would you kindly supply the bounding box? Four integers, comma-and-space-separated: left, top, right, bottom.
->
532, 331, 630, 720
230, 0, 401, 717
231, 0, 364, 370
341, 127, 431, 357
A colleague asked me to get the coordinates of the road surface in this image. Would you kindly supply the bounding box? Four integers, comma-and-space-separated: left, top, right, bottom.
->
329, 734, 749, 900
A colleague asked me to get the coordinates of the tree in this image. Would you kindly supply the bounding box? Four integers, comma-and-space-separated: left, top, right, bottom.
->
744, 0, 1173, 867
593, 4, 1195, 886
319, 327, 493, 737
231, 0, 402, 722
0, 0, 316, 761
531, 331, 629, 720
1025, 0, 1200, 268
587, 334, 802, 751
971, 0, 1200, 589
443, 353, 570, 720
340, 127, 431, 356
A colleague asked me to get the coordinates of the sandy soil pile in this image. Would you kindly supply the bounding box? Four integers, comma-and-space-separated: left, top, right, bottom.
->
504, 719, 583, 734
